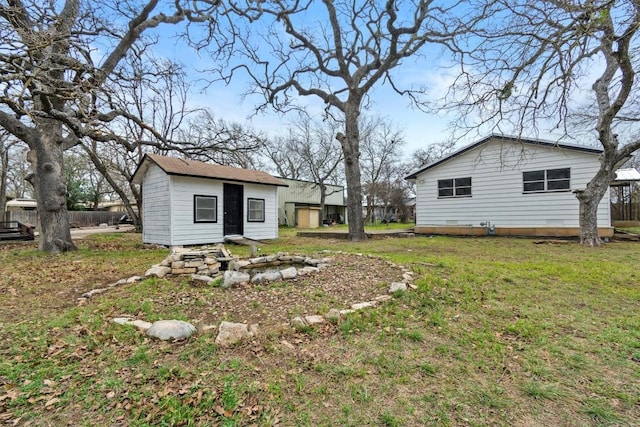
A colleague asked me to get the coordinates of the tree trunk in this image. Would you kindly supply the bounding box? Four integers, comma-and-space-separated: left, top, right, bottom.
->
28, 121, 76, 253
0, 146, 8, 220
575, 167, 616, 246
339, 103, 367, 241
319, 182, 326, 223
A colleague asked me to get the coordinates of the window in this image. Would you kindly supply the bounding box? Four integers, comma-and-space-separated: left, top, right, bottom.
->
194, 195, 217, 223
523, 168, 570, 193
438, 177, 472, 198
247, 198, 265, 222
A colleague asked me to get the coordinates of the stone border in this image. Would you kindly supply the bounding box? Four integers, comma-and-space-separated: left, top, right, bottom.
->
289, 255, 416, 329
87, 248, 417, 347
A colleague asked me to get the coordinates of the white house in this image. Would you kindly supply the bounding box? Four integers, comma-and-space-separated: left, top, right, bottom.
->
405, 135, 615, 238
131, 154, 287, 246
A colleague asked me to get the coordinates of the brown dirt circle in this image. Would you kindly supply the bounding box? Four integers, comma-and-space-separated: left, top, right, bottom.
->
147, 253, 409, 330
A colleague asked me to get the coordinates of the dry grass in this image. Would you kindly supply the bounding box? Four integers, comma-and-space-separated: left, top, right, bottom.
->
0, 231, 639, 426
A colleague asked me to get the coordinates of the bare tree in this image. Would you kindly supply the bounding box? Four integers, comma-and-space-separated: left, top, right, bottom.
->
360, 115, 404, 223
446, 0, 640, 245
179, 110, 267, 169
0, 130, 13, 218
271, 115, 344, 219
264, 133, 306, 180
223, 0, 472, 240
0, 0, 224, 253
411, 139, 457, 170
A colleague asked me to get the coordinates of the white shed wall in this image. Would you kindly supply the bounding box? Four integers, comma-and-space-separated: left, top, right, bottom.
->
167, 176, 279, 246
141, 164, 172, 245
243, 183, 279, 240
414, 139, 610, 228
170, 176, 224, 246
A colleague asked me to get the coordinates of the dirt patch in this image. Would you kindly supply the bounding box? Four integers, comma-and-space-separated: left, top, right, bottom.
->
116, 253, 406, 330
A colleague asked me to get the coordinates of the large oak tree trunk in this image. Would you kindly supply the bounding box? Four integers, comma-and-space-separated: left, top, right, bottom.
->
28, 120, 76, 253
340, 104, 367, 241
576, 167, 616, 247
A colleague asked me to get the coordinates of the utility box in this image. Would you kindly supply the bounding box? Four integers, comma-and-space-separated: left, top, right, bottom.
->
296, 207, 321, 228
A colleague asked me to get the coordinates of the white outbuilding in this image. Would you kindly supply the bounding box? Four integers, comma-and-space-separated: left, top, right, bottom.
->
405, 135, 616, 238
131, 154, 287, 246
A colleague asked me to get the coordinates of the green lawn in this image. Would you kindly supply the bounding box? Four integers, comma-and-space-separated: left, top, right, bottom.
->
0, 232, 638, 426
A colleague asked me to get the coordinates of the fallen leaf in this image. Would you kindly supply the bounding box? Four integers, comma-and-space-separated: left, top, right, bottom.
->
45, 397, 61, 408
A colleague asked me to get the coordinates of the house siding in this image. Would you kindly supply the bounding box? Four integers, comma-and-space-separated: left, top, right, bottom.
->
165, 176, 278, 246
244, 184, 279, 240
169, 176, 224, 246
414, 139, 610, 230
141, 164, 171, 245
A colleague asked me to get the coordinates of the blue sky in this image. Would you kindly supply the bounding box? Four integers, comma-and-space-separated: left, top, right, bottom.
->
150, 1, 606, 160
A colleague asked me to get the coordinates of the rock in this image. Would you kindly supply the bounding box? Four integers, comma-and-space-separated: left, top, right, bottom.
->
131, 320, 152, 331
171, 268, 197, 275
375, 295, 393, 302
251, 270, 282, 284
265, 255, 278, 263
112, 317, 132, 325
191, 274, 215, 285
291, 316, 307, 329
305, 315, 325, 325
325, 308, 342, 322
215, 321, 254, 347
340, 309, 356, 315
230, 259, 251, 270
184, 260, 204, 268
250, 256, 267, 264
351, 301, 377, 310
389, 282, 408, 293
145, 265, 171, 278
280, 267, 298, 280
402, 272, 414, 281
171, 260, 185, 269
126, 276, 143, 284
222, 270, 250, 288
299, 266, 320, 275
146, 320, 196, 341
82, 288, 107, 298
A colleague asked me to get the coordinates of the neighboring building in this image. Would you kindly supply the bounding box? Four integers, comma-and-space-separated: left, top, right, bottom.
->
277, 178, 346, 228
363, 197, 416, 223
5, 198, 37, 211
131, 154, 287, 246
406, 134, 616, 238
610, 167, 640, 225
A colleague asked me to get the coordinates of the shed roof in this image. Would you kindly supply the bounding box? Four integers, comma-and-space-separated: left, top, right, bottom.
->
131, 154, 287, 187
405, 134, 603, 180
612, 168, 640, 185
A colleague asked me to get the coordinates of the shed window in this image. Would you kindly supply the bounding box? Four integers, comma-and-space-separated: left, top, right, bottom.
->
247, 198, 265, 222
523, 168, 570, 193
438, 177, 472, 198
194, 195, 217, 223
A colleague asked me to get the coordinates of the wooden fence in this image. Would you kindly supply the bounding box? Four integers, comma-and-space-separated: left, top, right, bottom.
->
5, 210, 125, 231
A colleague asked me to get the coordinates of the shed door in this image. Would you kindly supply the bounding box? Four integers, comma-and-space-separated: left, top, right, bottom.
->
223, 183, 244, 236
